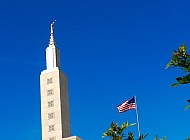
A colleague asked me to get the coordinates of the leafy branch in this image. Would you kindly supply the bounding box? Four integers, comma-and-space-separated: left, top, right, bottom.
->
102, 121, 136, 140
166, 43, 190, 110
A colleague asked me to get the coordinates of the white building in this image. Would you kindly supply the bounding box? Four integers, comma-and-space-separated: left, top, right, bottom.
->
40, 21, 82, 140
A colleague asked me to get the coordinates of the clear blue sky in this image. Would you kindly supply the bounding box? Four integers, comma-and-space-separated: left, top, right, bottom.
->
0, 0, 190, 139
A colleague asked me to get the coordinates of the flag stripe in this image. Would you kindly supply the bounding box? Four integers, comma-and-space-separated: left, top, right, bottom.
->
117, 97, 136, 113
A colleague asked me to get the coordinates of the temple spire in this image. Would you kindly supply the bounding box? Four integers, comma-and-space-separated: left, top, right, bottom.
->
49, 20, 56, 45
43, 20, 61, 71
40, 21, 71, 140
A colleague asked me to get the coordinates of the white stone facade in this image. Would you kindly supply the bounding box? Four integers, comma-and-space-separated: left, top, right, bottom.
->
40, 22, 82, 140
46, 46, 61, 70
40, 70, 70, 140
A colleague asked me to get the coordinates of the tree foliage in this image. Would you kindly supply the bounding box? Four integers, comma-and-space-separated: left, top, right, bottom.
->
102, 121, 149, 140
154, 135, 166, 140
126, 132, 134, 140
102, 121, 136, 140
138, 134, 148, 140
166, 44, 190, 86
166, 43, 190, 110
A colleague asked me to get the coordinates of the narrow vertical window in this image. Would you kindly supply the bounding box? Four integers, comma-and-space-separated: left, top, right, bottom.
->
47, 78, 53, 84
48, 101, 54, 107
47, 89, 53, 96
48, 113, 55, 119
49, 125, 55, 132
49, 137, 56, 140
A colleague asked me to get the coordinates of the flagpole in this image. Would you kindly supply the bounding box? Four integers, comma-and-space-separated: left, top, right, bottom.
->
134, 96, 141, 137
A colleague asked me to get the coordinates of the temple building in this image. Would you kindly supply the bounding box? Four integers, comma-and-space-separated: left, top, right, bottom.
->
40, 21, 81, 140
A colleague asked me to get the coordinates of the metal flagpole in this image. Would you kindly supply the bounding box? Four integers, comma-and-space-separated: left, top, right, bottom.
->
134, 96, 141, 137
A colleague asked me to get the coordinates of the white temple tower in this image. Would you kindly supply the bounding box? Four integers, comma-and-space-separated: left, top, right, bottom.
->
40, 21, 71, 140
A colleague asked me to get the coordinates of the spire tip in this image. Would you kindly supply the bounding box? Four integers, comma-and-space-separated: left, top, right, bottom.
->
51, 20, 56, 26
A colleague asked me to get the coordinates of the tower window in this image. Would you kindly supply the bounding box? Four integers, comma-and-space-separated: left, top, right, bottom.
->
49, 137, 56, 140
47, 78, 53, 84
48, 113, 55, 119
48, 101, 54, 107
49, 125, 55, 132
47, 89, 53, 96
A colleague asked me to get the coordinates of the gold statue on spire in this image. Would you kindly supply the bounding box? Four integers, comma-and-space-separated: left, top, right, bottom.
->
49, 20, 56, 45
50, 20, 56, 35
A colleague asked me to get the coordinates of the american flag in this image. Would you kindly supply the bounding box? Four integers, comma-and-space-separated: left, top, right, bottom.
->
117, 97, 136, 113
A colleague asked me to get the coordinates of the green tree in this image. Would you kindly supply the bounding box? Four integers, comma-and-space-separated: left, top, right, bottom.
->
102, 121, 136, 140
154, 135, 166, 140
166, 43, 190, 110
137, 134, 148, 140
102, 121, 149, 140
126, 132, 134, 140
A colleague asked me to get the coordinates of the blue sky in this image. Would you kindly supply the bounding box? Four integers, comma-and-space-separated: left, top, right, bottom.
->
0, 0, 190, 139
